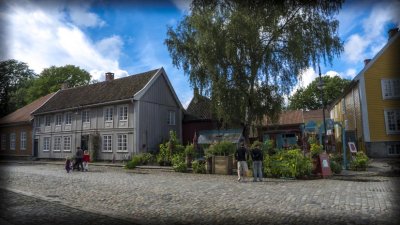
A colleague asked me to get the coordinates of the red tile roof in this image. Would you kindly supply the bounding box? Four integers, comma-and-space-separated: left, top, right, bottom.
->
0, 93, 55, 125
263, 109, 329, 126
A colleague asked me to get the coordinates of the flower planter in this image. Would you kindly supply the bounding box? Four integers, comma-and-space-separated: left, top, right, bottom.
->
211, 155, 233, 175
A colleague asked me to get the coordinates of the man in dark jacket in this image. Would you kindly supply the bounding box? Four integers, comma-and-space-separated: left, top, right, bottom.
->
235, 142, 248, 182
74, 147, 84, 171
251, 142, 264, 182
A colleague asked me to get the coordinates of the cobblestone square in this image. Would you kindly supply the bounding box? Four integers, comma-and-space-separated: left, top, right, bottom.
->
0, 163, 399, 225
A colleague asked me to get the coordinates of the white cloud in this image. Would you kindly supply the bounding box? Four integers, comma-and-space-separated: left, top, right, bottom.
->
344, 34, 369, 63
1, 0, 127, 81
171, 0, 191, 14
345, 68, 357, 78
67, 3, 105, 28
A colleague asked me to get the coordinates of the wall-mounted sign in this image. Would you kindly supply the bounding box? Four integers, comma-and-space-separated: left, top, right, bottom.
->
348, 142, 357, 153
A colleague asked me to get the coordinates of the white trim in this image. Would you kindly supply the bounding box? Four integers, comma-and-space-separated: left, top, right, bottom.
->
10, 133, 16, 150
102, 134, 113, 152
384, 108, 400, 134
381, 78, 400, 100
117, 133, 128, 152
387, 142, 400, 155
359, 76, 370, 142
63, 136, 71, 152
43, 137, 50, 152
53, 136, 62, 152
20, 131, 27, 150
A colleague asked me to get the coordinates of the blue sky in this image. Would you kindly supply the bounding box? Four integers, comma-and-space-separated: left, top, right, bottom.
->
0, 0, 399, 108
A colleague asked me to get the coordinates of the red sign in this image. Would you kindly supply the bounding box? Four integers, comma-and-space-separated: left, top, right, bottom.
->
318, 153, 332, 178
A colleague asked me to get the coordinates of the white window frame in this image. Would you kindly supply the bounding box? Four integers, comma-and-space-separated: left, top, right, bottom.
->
382, 79, 400, 99
387, 143, 400, 155
1, 134, 6, 150
82, 110, 90, 123
63, 136, 71, 152
117, 134, 128, 152
20, 131, 27, 150
104, 107, 113, 122
10, 133, 16, 150
168, 111, 176, 125
384, 109, 400, 134
43, 137, 50, 152
55, 114, 62, 126
65, 113, 72, 125
119, 106, 128, 121
53, 136, 61, 152
45, 115, 51, 127
102, 135, 112, 152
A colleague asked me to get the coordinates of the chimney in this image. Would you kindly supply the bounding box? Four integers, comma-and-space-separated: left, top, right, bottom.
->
388, 28, 399, 40
105, 72, 114, 81
364, 59, 371, 67
61, 83, 69, 90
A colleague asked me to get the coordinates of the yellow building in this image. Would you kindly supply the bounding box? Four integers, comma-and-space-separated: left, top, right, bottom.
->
330, 28, 400, 158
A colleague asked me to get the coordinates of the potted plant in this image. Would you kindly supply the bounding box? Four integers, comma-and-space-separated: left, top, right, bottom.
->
205, 141, 235, 175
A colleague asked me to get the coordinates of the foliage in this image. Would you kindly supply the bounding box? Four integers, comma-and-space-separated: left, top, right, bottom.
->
0, 59, 36, 117
125, 156, 141, 169
310, 143, 323, 158
172, 154, 187, 172
157, 142, 172, 166
288, 75, 351, 110
205, 141, 236, 157
157, 130, 183, 166
264, 149, 312, 178
25, 65, 91, 103
131, 153, 155, 166
185, 144, 195, 157
165, 0, 343, 140
262, 140, 276, 156
192, 160, 206, 174
350, 152, 369, 171
90, 133, 100, 162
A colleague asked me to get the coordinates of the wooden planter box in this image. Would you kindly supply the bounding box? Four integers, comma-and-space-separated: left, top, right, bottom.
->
211, 155, 233, 175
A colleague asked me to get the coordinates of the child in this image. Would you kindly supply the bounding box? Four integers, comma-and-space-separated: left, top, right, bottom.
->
65, 157, 72, 173
83, 150, 90, 172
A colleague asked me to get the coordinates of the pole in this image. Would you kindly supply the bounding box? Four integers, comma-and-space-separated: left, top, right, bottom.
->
318, 66, 327, 152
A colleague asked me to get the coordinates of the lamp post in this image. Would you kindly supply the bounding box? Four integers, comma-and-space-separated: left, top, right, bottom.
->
318, 65, 327, 152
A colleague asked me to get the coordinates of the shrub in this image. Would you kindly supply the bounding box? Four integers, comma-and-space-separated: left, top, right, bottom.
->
185, 144, 195, 157
329, 153, 342, 174
157, 143, 172, 166
310, 143, 323, 158
263, 149, 312, 178
350, 152, 369, 171
262, 140, 276, 156
125, 156, 141, 169
205, 141, 236, 157
172, 154, 187, 172
192, 160, 206, 174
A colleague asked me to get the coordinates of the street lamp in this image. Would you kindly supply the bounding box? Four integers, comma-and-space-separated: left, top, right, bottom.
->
318, 65, 327, 152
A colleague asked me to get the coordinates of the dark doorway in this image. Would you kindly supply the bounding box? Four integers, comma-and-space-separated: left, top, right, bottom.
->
33, 139, 38, 157
81, 135, 89, 151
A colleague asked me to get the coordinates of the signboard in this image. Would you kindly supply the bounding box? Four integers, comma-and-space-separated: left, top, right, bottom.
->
326, 119, 334, 130
318, 153, 332, 178
305, 120, 317, 132
348, 142, 357, 153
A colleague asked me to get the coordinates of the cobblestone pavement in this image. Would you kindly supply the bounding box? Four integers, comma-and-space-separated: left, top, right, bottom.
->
0, 163, 399, 225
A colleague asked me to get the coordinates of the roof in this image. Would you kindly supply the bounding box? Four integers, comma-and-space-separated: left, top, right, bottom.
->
185, 94, 214, 121
34, 68, 159, 114
0, 92, 55, 125
263, 109, 329, 126
197, 129, 243, 144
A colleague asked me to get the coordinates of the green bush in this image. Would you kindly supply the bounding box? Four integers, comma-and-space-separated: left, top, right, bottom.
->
329, 153, 342, 174
350, 152, 369, 171
172, 154, 187, 172
157, 142, 172, 166
263, 149, 312, 178
192, 160, 206, 174
125, 156, 141, 169
205, 141, 236, 157
310, 143, 323, 158
185, 144, 195, 157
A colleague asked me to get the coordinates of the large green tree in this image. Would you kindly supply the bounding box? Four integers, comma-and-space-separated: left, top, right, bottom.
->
288, 75, 351, 110
165, 0, 344, 139
0, 59, 36, 117
25, 65, 91, 103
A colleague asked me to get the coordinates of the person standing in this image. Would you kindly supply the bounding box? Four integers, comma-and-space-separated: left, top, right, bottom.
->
251, 142, 263, 182
83, 150, 90, 172
235, 142, 248, 182
74, 147, 84, 171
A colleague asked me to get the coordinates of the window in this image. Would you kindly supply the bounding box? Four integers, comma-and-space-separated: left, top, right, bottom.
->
384, 109, 400, 134
35, 117, 41, 127
82, 110, 90, 123
382, 79, 400, 99
117, 134, 128, 152
43, 137, 50, 151
1, 134, 6, 150
388, 143, 400, 155
54, 136, 61, 151
55, 114, 62, 126
168, 111, 176, 125
20, 131, 27, 150
10, 133, 16, 150
45, 115, 51, 126
63, 136, 71, 151
119, 106, 128, 121
105, 107, 113, 121
65, 113, 72, 125
102, 135, 112, 152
